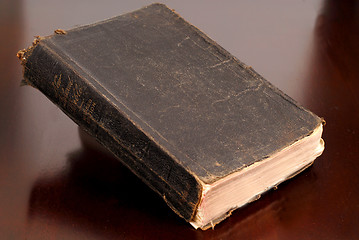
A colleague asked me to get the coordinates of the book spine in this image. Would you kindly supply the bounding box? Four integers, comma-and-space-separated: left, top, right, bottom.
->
22, 42, 201, 221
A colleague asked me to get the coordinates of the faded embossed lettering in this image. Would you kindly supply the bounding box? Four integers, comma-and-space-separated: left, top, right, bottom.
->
52, 74, 62, 97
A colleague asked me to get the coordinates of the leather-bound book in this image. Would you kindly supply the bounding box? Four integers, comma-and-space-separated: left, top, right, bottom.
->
18, 3, 324, 230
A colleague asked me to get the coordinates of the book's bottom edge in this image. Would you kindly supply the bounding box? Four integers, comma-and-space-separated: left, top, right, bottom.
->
191, 160, 316, 231
190, 124, 325, 230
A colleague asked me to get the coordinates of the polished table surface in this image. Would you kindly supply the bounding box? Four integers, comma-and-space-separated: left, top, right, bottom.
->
1, 0, 359, 239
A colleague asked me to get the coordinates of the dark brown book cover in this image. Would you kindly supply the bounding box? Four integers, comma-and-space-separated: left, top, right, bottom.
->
18, 3, 324, 229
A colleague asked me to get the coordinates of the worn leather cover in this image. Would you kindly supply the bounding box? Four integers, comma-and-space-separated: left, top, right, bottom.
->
21, 3, 322, 223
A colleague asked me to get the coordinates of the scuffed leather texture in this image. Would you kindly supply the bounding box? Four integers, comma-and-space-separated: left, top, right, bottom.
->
22, 3, 321, 221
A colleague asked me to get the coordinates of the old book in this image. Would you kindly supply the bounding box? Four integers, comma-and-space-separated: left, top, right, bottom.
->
18, 3, 324, 230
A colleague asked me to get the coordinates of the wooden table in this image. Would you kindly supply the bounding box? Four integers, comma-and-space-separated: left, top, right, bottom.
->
1, 0, 358, 239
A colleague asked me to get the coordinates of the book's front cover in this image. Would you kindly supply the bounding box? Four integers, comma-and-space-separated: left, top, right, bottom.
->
40, 4, 321, 183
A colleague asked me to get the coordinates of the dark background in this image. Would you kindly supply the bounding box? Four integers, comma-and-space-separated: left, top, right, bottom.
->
1, 0, 359, 239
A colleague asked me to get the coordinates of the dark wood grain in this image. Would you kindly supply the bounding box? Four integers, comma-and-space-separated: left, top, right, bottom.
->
1, 0, 358, 239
